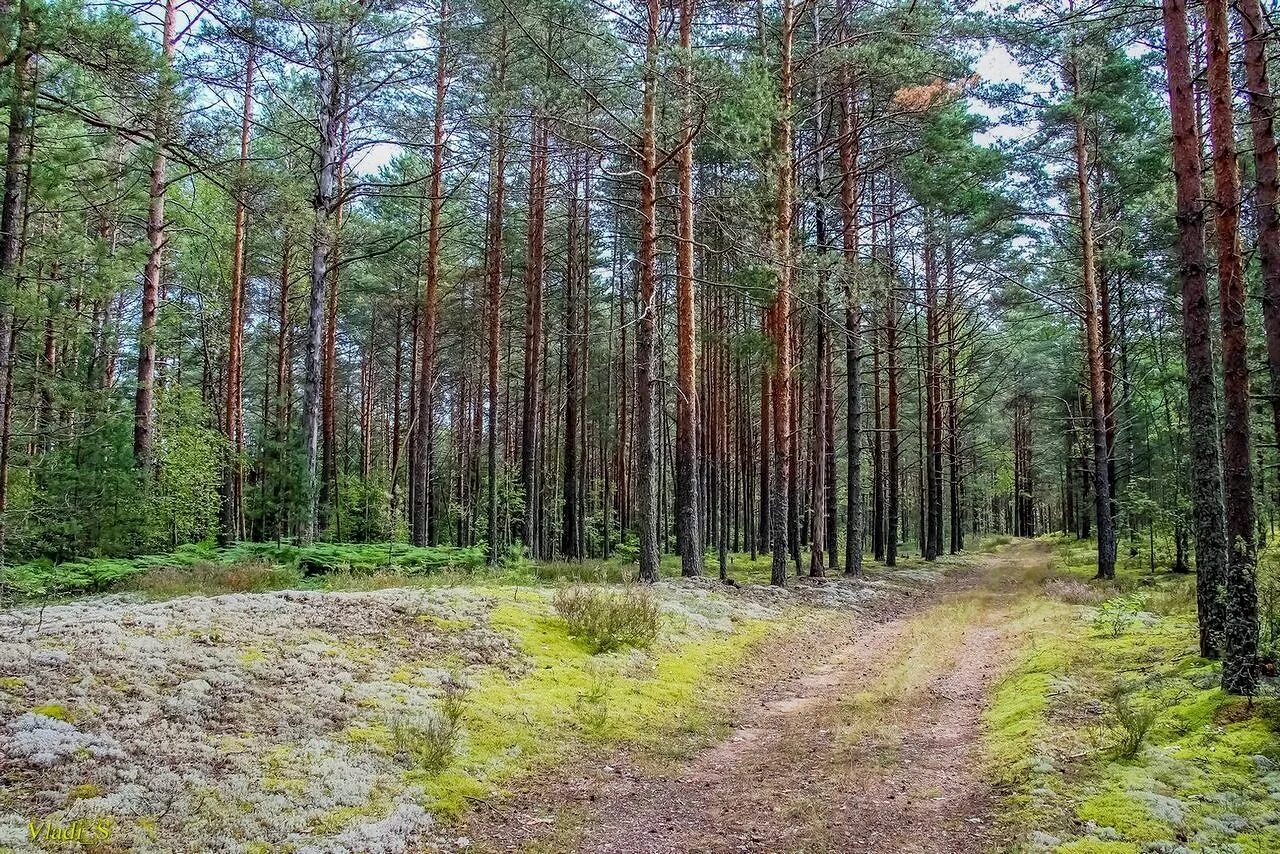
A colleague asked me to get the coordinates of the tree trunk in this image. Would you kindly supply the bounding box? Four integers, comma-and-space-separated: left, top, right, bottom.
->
1161, 0, 1228, 658
134, 0, 178, 470
839, 66, 863, 576
675, 0, 702, 577
0, 0, 36, 545
412, 8, 449, 547
223, 41, 255, 543
1205, 0, 1259, 693
945, 235, 961, 553
562, 159, 583, 559
519, 115, 548, 556
1070, 52, 1117, 580
769, 0, 794, 588
635, 0, 661, 582
485, 65, 507, 564
885, 242, 900, 565
1238, 0, 1280, 458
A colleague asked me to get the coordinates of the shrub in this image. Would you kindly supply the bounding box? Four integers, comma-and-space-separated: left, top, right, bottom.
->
1095, 594, 1144, 637
389, 673, 469, 772
1143, 584, 1196, 616
1105, 682, 1158, 759
553, 584, 661, 653
575, 664, 613, 733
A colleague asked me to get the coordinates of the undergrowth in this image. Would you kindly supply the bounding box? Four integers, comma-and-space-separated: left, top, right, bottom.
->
1, 541, 487, 599
553, 584, 661, 652
985, 534, 1280, 853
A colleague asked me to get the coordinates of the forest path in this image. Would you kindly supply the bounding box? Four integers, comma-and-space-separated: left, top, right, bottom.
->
466, 541, 1053, 853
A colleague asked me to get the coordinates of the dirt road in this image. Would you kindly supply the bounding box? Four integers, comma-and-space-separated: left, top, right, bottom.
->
468, 542, 1051, 853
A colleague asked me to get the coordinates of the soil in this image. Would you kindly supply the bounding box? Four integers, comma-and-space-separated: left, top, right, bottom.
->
464, 543, 1048, 853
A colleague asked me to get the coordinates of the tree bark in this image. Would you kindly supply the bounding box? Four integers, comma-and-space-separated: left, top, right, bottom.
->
0, 0, 36, 545
1069, 51, 1117, 580
1161, 0, 1227, 658
635, 0, 661, 582
412, 7, 449, 547
675, 0, 702, 577
1205, 0, 1259, 693
134, 0, 178, 470
768, 0, 794, 588
562, 158, 583, 559
839, 66, 862, 576
485, 60, 507, 565
519, 115, 548, 556
1237, 0, 1280, 456
222, 40, 255, 543
301, 22, 344, 544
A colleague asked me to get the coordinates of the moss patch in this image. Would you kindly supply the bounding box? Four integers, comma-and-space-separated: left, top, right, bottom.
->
986, 535, 1280, 852
32, 703, 73, 722
411, 593, 776, 818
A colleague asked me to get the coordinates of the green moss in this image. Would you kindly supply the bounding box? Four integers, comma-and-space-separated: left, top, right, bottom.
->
310, 792, 390, 835
995, 537, 1280, 852
1055, 839, 1140, 854
1238, 830, 1280, 853
406, 594, 776, 817
418, 615, 473, 632
1076, 791, 1173, 842
985, 630, 1073, 784
32, 703, 73, 722
0, 676, 25, 693
341, 722, 393, 751
67, 783, 101, 801
238, 647, 267, 666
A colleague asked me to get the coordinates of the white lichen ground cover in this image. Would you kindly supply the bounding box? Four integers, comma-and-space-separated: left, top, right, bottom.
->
0, 561, 957, 853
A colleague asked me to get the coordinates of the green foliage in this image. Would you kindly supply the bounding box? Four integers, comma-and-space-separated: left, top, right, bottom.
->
552, 584, 661, 653
125, 560, 300, 598
1103, 681, 1158, 759
390, 673, 470, 773
1094, 594, 1144, 637
2, 540, 485, 600
151, 389, 226, 548
226, 541, 486, 576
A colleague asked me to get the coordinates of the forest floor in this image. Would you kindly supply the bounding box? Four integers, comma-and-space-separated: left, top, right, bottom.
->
464, 541, 1048, 854
3, 537, 1278, 853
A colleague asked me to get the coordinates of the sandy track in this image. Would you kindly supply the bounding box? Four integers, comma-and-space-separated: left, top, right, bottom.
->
467, 543, 1048, 853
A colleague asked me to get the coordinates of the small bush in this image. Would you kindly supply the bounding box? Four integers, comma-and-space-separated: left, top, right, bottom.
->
575, 664, 613, 733
553, 584, 661, 653
1095, 594, 1144, 637
1104, 682, 1158, 759
389, 673, 469, 773
1144, 585, 1195, 616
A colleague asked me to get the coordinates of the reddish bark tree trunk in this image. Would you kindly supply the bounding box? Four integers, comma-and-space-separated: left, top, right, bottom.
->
1205, 0, 1259, 693
675, 0, 702, 577
223, 41, 255, 543
769, 0, 794, 587
1161, 0, 1228, 658
412, 7, 449, 546
519, 115, 548, 556
1070, 51, 1117, 580
635, 0, 661, 582
134, 0, 178, 470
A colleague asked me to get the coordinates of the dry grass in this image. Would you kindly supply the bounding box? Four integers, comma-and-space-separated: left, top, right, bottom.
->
124, 560, 299, 597
553, 584, 662, 653
1043, 577, 1109, 605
